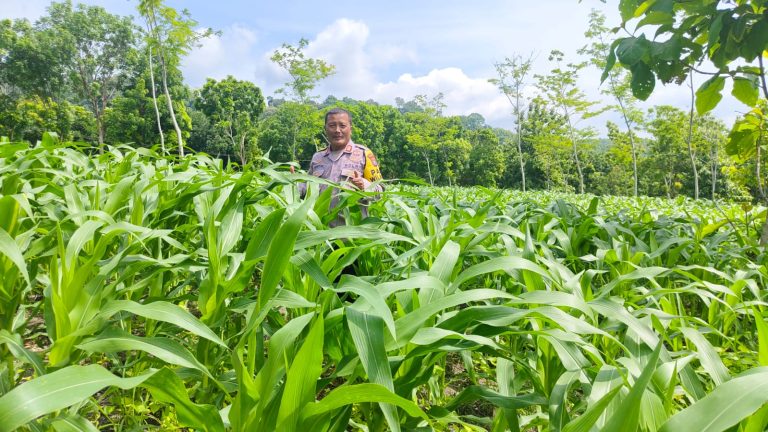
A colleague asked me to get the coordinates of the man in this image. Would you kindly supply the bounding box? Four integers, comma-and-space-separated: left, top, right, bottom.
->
295, 108, 383, 226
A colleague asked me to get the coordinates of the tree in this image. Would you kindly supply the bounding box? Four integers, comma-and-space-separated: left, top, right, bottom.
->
605, 0, 768, 242
580, 10, 643, 196
270, 38, 335, 161
490, 53, 534, 191
402, 93, 451, 185
695, 114, 729, 200
597, 121, 640, 196
195, 76, 265, 166
395, 97, 425, 114
535, 50, 603, 193
102, 56, 190, 149
0, 18, 68, 101
519, 101, 569, 190
37, 1, 139, 146
685, 74, 701, 199
377, 104, 414, 180
404, 111, 441, 185
462, 128, 505, 187
102, 77, 156, 146
257, 103, 324, 165
138, 0, 213, 156
271, 38, 335, 104
644, 105, 691, 198
460, 113, 487, 130
401, 95, 449, 185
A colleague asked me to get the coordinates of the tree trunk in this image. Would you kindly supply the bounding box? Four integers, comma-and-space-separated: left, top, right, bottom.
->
610, 72, 638, 197
761, 211, 768, 245
515, 93, 526, 192
158, 53, 183, 156
239, 134, 247, 166
96, 117, 105, 148
567, 122, 584, 194
630, 130, 639, 197
710, 138, 718, 200
91, 93, 104, 152
145, 9, 183, 156
618, 105, 638, 197
687, 75, 699, 199
229, 122, 247, 166
423, 150, 434, 186
148, 46, 165, 154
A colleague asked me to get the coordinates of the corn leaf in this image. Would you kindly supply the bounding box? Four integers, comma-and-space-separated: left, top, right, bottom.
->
659, 368, 768, 432
275, 314, 324, 432
0, 365, 154, 432
77, 329, 210, 376
100, 300, 226, 347
602, 341, 662, 432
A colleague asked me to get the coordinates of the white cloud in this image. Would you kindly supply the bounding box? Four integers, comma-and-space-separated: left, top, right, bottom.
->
181, 14, 748, 135
290, 19, 512, 126
10, 0, 746, 135
368, 45, 418, 68
182, 25, 264, 88
374, 68, 512, 123
306, 19, 377, 98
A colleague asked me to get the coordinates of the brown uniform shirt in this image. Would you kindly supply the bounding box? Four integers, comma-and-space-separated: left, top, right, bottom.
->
300, 141, 383, 226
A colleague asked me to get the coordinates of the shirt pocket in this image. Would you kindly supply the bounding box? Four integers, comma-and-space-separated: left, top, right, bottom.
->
311, 163, 331, 177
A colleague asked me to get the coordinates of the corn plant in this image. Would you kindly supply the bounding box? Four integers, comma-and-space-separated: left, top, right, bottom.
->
1, 139, 768, 431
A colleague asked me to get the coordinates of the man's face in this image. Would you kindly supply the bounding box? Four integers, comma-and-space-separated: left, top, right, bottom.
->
325, 113, 352, 149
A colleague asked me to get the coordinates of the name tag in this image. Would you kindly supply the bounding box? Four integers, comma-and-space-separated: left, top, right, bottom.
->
341, 168, 356, 178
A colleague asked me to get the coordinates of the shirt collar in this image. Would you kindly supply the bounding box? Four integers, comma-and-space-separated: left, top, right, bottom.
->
324, 141, 354, 155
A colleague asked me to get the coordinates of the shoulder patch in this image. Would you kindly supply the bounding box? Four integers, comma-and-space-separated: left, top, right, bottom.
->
365, 150, 379, 167
350, 148, 364, 163
363, 149, 382, 182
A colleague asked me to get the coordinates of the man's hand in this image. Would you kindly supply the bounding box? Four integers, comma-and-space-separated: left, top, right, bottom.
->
289, 165, 295, 174
350, 170, 367, 190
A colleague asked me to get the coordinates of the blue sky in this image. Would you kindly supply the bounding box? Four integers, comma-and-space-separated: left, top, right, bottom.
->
5, 0, 745, 133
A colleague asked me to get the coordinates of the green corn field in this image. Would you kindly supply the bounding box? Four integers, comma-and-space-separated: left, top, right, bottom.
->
1, 135, 768, 431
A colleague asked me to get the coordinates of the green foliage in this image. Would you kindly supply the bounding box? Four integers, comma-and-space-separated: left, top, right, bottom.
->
103, 50, 191, 148
581, 9, 644, 197
642, 106, 730, 200
257, 102, 324, 164
590, 122, 637, 196
0, 17, 71, 101
535, 49, 604, 194
606, 1, 768, 219
1, 140, 767, 431
271, 38, 335, 103
138, 0, 215, 71
463, 128, 505, 187
0, 96, 96, 143
489, 53, 535, 191
195, 76, 265, 165
38, 1, 140, 144
138, 0, 214, 156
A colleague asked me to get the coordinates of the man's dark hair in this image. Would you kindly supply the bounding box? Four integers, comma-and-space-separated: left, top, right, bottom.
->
325, 108, 352, 125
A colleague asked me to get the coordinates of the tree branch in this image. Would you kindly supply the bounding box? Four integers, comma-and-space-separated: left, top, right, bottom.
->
689, 66, 721, 76
759, 56, 768, 101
